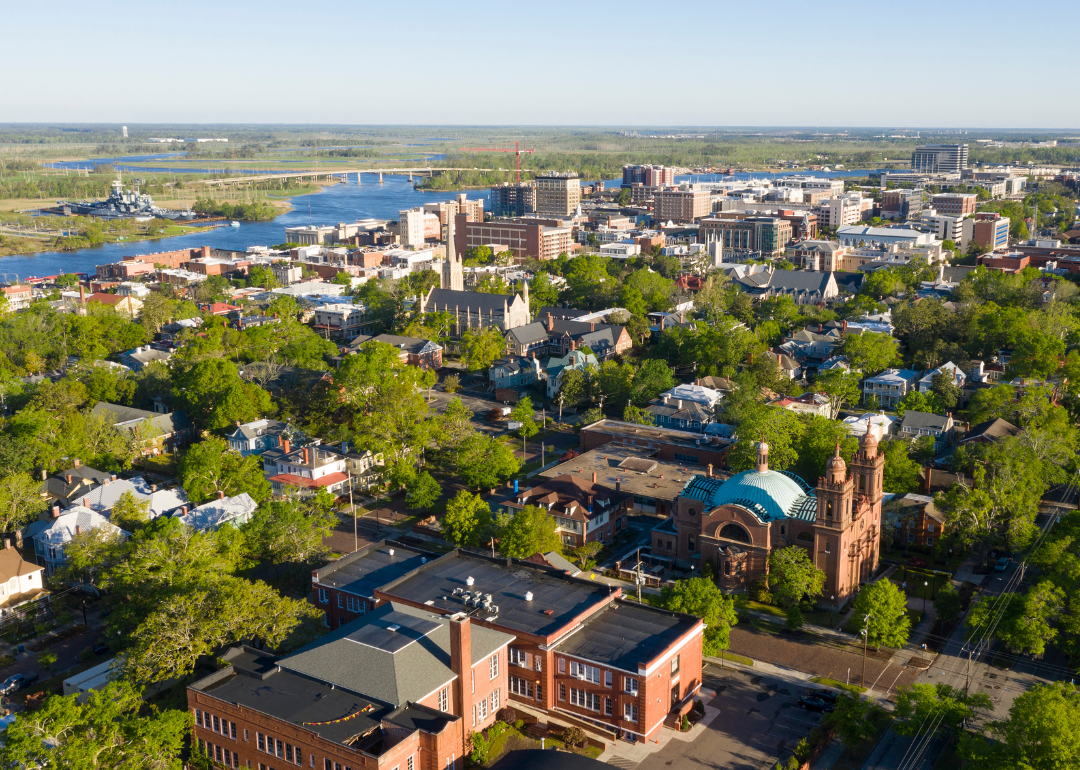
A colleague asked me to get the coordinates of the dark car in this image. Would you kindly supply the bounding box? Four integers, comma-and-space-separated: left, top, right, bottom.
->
92, 642, 109, 656
798, 696, 834, 713
995, 556, 1010, 572
807, 688, 839, 704
1, 673, 36, 695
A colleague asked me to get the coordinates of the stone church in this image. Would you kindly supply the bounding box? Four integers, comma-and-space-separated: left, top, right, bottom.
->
669, 431, 884, 609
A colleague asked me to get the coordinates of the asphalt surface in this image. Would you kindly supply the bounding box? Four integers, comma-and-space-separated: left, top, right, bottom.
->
652, 663, 825, 770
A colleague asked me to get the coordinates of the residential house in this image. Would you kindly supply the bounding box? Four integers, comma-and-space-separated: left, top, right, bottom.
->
918, 362, 966, 394
40, 460, 113, 508
347, 334, 443, 370
488, 356, 545, 392
0, 540, 46, 614
842, 413, 897, 442
177, 493, 258, 532
765, 350, 801, 380
120, 345, 172, 372
69, 476, 190, 520
506, 314, 631, 361
768, 392, 832, 418
227, 418, 288, 456
27, 507, 127, 576
158, 317, 202, 343
85, 293, 143, 316
883, 493, 946, 550
647, 397, 716, 433
648, 311, 696, 339
262, 438, 349, 496
90, 402, 193, 453
862, 369, 920, 408
2, 285, 33, 311
546, 350, 598, 399
958, 418, 1022, 446
506, 474, 631, 548
900, 411, 955, 450
657, 384, 722, 410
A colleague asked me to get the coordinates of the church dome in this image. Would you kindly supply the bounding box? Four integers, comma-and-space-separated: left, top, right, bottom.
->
710, 469, 809, 523
827, 449, 847, 473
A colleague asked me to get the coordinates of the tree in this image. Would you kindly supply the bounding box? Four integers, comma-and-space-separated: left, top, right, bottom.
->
767, 546, 825, 609
457, 434, 520, 490
893, 389, 938, 419
896, 683, 992, 739
461, 327, 506, 372
443, 373, 461, 393
556, 367, 588, 410
61, 525, 125, 587
524, 272, 559, 315
0, 471, 47, 534
172, 359, 273, 432
510, 396, 539, 441
405, 471, 441, 511
0, 681, 191, 770
498, 505, 562, 558
630, 359, 676, 406
967, 584, 1063, 657
728, 406, 805, 473
622, 404, 654, 425
794, 416, 858, 484
110, 491, 151, 531
243, 499, 336, 574
841, 331, 899, 374
815, 369, 860, 418
962, 682, 1080, 770
826, 696, 879, 747
930, 371, 962, 410
660, 577, 739, 656
785, 606, 804, 631
572, 541, 603, 570
933, 582, 963, 627
881, 439, 922, 494
178, 437, 271, 504
442, 490, 492, 547
851, 579, 910, 649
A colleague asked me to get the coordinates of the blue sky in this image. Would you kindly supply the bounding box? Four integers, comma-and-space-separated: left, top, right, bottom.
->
3, 0, 1078, 127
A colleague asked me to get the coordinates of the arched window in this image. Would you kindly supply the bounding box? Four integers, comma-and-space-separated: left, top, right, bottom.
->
719, 523, 751, 544
724, 562, 732, 576
796, 531, 814, 543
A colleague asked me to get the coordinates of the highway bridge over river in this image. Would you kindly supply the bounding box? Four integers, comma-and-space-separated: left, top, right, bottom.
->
197, 167, 493, 187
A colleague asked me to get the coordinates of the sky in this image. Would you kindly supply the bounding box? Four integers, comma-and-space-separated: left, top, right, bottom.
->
3, 0, 1078, 128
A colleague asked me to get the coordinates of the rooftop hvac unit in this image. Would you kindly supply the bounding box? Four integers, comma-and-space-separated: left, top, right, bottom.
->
485, 594, 493, 604
452, 587, 463, 596
524, 591, 534, 602
466, 576, 475, 586
490, 605, 498, 614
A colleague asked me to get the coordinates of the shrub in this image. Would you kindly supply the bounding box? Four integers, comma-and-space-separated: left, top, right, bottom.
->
514, 719, 524, 729
749, 578, 772, 604
469, 731, 490, 765
487, 721, 508, 739
444, 374, 462, 393
680, 714, 690, 731
793, 737, 813, 763
785, 606, 804, 631
561, 726, 587, 749
496, 706, 517, 724
692, 699, 705, 715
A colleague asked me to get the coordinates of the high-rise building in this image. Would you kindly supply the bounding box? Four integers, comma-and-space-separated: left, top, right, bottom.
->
653, 187, 711, 224
457, 214, 572, 261
882, 189, 923, 220
699, 216, 792, 256
930, 192, 977, 217
489, 183, 536, 217
534, 172, 580, 217
622, 164, 676, 188
961, 213, 1010, 252
121, 125, 128, 138
911, 144, 969, 174
424, 193, 484, 226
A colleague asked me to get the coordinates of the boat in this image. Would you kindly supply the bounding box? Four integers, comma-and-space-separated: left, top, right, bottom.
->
724, 168, 734, 175
230, 221, 240, 227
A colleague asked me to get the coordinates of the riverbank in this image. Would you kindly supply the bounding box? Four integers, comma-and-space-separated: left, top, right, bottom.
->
0, 217, 221, 259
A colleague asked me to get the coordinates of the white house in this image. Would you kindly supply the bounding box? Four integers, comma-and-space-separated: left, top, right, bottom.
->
262, 440, 349, 496
27, 507, 128, 577
657, 383, 723, 410
70, 477, 189, 520
918, 362, 966, 394
842, 412, 898, 442
0, 542, 45, 613
862, 368, 920, 408
177, 493, 258, 532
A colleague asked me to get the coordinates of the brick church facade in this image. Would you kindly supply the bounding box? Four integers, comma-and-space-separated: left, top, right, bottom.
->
670, 432, 884, 608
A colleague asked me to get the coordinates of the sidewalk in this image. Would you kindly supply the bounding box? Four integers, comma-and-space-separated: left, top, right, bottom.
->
596, 683, 723, 766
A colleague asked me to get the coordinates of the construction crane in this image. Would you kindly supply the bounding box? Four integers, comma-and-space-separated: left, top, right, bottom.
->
458, 141, 534, 183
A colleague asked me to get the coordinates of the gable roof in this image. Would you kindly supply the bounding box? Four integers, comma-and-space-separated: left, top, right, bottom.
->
28, 506, 126, 546
0, 546, 43, 581
426, 287, 520, 314
506, 322, 551, 346
90, 402, 192, 436
737, 270, 837, 294
961, 417, 1022, 444
178, 493, 258, 532
901, 411, 951, 430
70, 476, 189, 518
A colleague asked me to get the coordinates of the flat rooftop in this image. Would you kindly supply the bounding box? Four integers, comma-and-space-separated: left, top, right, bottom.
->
314, 542, 434, 599
541, 444, 729, 503
378, 551, 613, 639
556, 600, 700, 672
582, 419, 727, 452
195, 654, 384, 747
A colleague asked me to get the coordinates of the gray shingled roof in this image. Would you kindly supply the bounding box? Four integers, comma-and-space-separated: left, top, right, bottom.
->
280, 602, 512, 707
902, 411, 951, 430
427, 288, 516, 313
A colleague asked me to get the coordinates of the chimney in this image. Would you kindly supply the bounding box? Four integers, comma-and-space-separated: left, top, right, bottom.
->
590, 322, 596, 332
2, 539, 8, 550
546, 312, 554, 332
218, 490, 226, 500
66, 474, 73, 485
449, 616, 472, 722
818, 323, 823, 333
51, 505, 60, 519
659, 316, 666, 331
40, 469, 47, 481
923, 467, 932, 494
615, 480, 621, 492
283, 439, 291, 455
303, 446, 311, 465
707, 463, 714, 478
841, 319, 848, 334
571, 339, 577, 351
73, 458, 80, 468
180, 505, 188, 516
79, 284, 86, 302
236, 420, 242, 427
103, 477, 110, 485
75, 525, 82, 535
592, 471, 597, 484
151, 483, 157, 492
677, 400, 683, 410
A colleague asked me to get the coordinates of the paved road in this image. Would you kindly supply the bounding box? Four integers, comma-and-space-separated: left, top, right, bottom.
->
0, 624, 109, 707
652, 664, 824, 770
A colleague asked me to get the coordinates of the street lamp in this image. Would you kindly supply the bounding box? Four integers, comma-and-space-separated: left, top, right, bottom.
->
860, 613, 873, 689
923, 580, 929, 617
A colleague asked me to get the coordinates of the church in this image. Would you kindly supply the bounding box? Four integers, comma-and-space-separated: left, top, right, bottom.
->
666, 431, 884, 609
417, 212, 531, 334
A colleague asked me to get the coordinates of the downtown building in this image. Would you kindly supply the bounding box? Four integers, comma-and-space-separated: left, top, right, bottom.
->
653, 187, 711, 224
699, 216, 793, 256
622, 165, 676, 188
911, 144, 969, 174
489, 183, 536, 218
454, 213, 573, 261
534, 173, 581, 217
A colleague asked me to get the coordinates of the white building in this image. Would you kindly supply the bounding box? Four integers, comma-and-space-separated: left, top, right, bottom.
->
397, 208, 428, 248
0, 542, 45, 614
598, 242, 641, 258
837, 226, 938, 249
818, 194, 865, 229
177, 493, 258, 533
918, 362, 966, 393
657, 383, 722, 409
312, 303, 372, 341
862, 368, 920, 408
28, 507, 128, 576
842, 413, 898, 442
920, 212, 965, 243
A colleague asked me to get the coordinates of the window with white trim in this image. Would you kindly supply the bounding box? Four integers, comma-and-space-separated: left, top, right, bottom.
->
605, 697, 612, 715
536, 683, 542, 701
510, 675, 534, 698
671, 655, 680, 675
337, 594, 344, 608
438, 687, 448, 712
509, 647, 527, 667
346, 595, 364, 613
604, 670, 612, 688
569, 661, 600, 683
624, 703, 639, 722
491, 689, 499, 710
558, 658, 565, 674
490, 653, 499, 679
318, 589, 328, 604
624, 676, 638, 694
478, 697, 488, 720
408, 756, 414, 770
570, 688, 601, 711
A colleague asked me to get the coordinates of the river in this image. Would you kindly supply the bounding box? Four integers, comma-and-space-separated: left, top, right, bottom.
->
4, 167, 884, 280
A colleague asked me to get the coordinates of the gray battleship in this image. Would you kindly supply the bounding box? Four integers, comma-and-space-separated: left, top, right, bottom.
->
60, 179, 195, 221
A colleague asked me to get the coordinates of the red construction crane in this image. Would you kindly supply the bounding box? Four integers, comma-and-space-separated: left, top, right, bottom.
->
458, 140, 534, 183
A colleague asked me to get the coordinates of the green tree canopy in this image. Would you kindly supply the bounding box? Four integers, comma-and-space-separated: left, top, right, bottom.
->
852, 578, 911, 649
442, 490, 492, 548
660, 577, 738, 656
498, 505, 562, 558
767, 546, 825, 609
178, 437, 271, 505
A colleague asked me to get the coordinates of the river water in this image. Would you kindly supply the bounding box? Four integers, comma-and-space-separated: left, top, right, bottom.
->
5, 167, 883, 280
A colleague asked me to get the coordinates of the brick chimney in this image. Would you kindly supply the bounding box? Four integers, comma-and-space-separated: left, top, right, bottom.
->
707, 463, 713, 478
590, 322, 596, 332
51, 505, 60, 519
546, 312, 554, 332
922, 466, 932, 494
449, 616, 472, 730
73, 458, 80, 468
2, 539, 9, 550
201, 245, 210, 259
659, 316, 666, 331
283, 438, 291, 455
218, 490, 226, 500
75, 525, 81, 535
592, 471, 597, 484
303, 446, 311, 465
570, 339, 577, 351
66, 474, 73, 485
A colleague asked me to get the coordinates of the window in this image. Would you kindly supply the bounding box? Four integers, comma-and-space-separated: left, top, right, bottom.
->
213, 715, 221, 733
490, 654, 499, 679
286, 745, 293, 763
624, 677, 638, 694
559, 683, 566, 701
908, 534, 915, 544
927, 523, 935, 533
276, 739, 284, 759
569, 661, 600, 683
491, 689, 499, 710
926, 537, 934, 547
245, 729, 249, 742
671, 655, 680, 675
472, 705, 476, 726
438, 687, 448, 712
510, 676, 532, 697
216, 745, 224, 763
408, 757, 414, 770
509, 648, 527, 667
326, 760, 333, 770
570, 688, 601, 711
558, 658, 566, 674
673, 453, 699, 465
257, 733, 265, 752
825, 542, 831, 554
346, 596, 364, 614
688, 535, 696, 553
337, 594, 343, 608
478, 698, 488, 721
231, 721, 237, 740
624, 703, 639, 723
535, 657, 542, 673
318, 589, 328, 604
194, 708, 201, 726
536, 684, 542, 701
604, 670, 612, 688
605, 697, 612, 715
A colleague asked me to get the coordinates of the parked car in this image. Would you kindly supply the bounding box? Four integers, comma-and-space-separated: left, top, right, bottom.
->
995, 557, 1010, 572
807, 688, 839, 704
92, 642, 109, 656
798, 695, 834, 713
1, 673, 37, 695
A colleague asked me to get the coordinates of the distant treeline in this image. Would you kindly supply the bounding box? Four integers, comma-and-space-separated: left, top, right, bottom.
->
193, 198, 277, 221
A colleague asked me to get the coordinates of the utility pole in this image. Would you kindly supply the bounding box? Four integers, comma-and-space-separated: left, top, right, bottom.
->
348, 471, 356, 552
861, 613, 873, 689
635, 547, 643, 603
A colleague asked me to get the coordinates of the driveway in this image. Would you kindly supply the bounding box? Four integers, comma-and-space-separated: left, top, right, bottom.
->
651, 664, 825, 770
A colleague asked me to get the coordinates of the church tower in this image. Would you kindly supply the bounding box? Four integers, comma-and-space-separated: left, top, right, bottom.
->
441, 213, 464, 291
815, 443, 853, 532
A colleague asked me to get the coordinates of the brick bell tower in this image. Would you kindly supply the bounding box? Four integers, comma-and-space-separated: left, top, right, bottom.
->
813, 442, 855, 607
849, 426, 885, 579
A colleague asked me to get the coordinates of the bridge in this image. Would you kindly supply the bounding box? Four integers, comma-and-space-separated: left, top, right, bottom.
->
196, 167, 493, 187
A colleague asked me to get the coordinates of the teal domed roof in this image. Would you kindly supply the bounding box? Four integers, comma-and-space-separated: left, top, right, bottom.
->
681, 469, 815, 523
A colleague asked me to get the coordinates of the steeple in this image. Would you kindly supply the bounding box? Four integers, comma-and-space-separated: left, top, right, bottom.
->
825, 440, 846, 484
755, 441, 769, 474
441, 214, 463, 291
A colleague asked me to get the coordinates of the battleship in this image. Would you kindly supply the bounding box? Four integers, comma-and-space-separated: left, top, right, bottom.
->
56, 179, 196, 221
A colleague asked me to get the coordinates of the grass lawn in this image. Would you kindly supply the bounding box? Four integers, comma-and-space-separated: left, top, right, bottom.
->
714, 651, 755, 667
891, 568, 951, 600
740, 599, 786, 619
804, 610, 842, 628
481, 723, 603, 767
809, 676, 866, 695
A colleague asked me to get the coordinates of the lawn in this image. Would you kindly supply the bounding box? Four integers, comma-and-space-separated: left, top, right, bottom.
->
891, 567, 951, 600
809, 676, 865, 696
481, 723, 603, 767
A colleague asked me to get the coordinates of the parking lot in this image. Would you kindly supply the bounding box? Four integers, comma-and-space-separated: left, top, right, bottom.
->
652, 663, 826, 770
